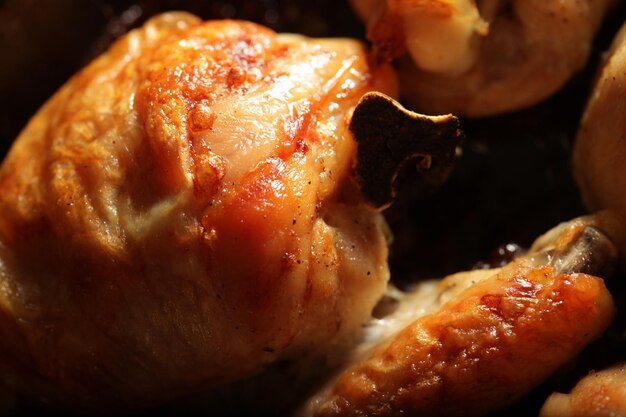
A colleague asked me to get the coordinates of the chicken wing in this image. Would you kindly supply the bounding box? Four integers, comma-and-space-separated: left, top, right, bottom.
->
351, 0, 615, 117
301, 216, 616, 416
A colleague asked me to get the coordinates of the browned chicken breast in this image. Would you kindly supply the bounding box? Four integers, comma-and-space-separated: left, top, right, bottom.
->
351, 0, 615, 117
301, 216, 616, 416
540, 362, 626, 417
0, 11, 404, 411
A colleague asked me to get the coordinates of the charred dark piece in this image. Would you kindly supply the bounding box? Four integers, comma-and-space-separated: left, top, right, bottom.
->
350, 92, 464, 210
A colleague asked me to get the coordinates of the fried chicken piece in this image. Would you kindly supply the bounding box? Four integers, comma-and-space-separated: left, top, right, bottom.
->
0, 12, 404, 411
351, 0, 615, 117
540, 362, 626, 417
302, 217, 616, 416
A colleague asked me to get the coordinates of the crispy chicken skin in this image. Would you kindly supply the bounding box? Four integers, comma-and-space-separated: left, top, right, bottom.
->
0, 12, 398, 410
351, 0, 615, 117
302, 217, 616, 416
540, 362, 626, 417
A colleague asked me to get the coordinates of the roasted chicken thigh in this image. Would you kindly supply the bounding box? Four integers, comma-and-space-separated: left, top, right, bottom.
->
0, 12, 404, 411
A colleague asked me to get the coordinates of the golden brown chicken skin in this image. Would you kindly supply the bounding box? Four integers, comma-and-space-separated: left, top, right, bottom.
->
302, 217, 616, 416
351, 0, 615, 117
540, 362, 626, 417
0, 12, 399, 411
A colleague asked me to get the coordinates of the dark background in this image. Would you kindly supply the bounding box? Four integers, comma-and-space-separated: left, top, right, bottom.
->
1, 1, 626, 416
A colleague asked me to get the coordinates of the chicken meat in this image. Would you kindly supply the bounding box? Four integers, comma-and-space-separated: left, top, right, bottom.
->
301, 216, 617, 416
540, 362, 626, 417
0, 7, 614, 417
0, 8, 471, 412
351, 0, 616, 117
0, 11, 413, 412
572, 19, 626, 260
